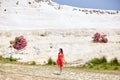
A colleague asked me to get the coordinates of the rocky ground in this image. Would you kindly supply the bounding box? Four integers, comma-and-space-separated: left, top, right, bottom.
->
0, 63, 120, 80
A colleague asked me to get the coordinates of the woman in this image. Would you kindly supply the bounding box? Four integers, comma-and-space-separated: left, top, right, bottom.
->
57, 48, 65, 74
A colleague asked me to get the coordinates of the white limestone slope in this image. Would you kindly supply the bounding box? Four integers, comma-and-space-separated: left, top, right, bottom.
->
0, 0, 120, 29
0, 0, 120, 65
0, 29, 120, 65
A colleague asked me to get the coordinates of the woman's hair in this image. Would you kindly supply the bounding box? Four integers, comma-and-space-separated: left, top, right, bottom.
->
59, 48, 63, 53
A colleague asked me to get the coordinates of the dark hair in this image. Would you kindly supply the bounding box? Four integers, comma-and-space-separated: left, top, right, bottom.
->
59, 48, 63, 53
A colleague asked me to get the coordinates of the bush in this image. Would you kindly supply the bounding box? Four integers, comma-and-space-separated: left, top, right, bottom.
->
89, 58, 100, 65
11, 35, 27, 50
47, 57, 56, 65
88, 56, 107, 65
53, 61, 57, 65
9, 55, 14, 61
83, 57, 120, 70
109, 58, 119, 66
47, 57, 52, 65
100, 35, 108, 43
92, 32, 108, 43
113, 66, 119, 70
100, 56, 107, 63
92, 32, 101, 42
29, 61, 36, 65
0, 56, 17, 63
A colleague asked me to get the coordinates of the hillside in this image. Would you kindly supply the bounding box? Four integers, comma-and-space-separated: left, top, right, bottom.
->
0, 29, 120, 65
0, 0, 120, 29
0, 0, 120, 65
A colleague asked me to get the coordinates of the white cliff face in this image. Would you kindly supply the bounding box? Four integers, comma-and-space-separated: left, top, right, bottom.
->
0, 0, 120, 29
0, 29, 120, 65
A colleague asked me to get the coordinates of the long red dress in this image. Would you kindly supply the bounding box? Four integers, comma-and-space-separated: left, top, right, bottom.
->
57, 53, 64, 67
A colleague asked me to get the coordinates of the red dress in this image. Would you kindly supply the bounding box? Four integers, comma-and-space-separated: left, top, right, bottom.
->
57, 53, 64, 67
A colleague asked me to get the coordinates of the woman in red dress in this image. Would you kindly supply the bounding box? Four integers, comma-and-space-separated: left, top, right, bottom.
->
57, 48, 65, 74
